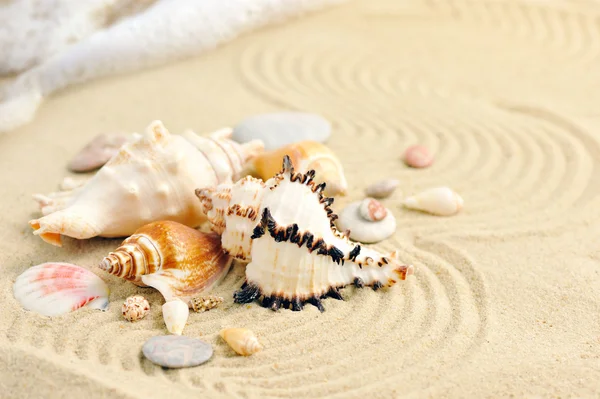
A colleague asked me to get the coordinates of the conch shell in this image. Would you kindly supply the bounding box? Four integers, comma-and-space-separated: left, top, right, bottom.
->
29, 120, 263, 246
252, 141, 347, 196
197, 156, 414, 312
219, 328, 262, 356
402, 186, 463, 216
162, 299, 189, 335
98, 220, 232, 305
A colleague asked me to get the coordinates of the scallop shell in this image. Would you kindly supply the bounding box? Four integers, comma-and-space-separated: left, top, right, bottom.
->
13, 262, 110, 317
219, 328, 262, 356
253, 141, 347, 196
197, 156, 414, 312
122, 295, 150, 322
402, 186, 463, 216
29, 120, 264, 246
99, 220, 232, 304
162, 299, 189, 335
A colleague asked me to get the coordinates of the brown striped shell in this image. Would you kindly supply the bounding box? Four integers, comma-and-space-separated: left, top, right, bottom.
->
99, 220, 232, 304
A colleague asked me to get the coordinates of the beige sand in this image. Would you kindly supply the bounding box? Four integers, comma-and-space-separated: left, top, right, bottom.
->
1, 0, 600, 397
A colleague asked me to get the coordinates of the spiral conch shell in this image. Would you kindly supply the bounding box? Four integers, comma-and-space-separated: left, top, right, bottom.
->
197, 156, 414, 312
252, 141, 348, 196
99, 220, 232, 305
29, 120, 263, 246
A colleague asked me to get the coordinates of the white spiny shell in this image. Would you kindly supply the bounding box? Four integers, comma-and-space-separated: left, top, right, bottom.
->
402, 186, 463, 216
197, 156, 414, 312
162, 299, 189, 335
219, 328, 263, 356
13, 262, 110, 317
29, 120, 264, 246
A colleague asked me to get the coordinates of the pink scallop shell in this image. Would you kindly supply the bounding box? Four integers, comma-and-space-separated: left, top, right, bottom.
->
13, 262, 110, 316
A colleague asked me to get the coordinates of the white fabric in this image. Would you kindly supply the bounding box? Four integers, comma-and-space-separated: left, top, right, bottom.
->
0, 0, 344, 134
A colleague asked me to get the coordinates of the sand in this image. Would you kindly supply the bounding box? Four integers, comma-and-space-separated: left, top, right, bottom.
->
1, 0, 600, 397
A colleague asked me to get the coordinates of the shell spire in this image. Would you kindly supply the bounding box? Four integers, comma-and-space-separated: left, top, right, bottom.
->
197, 155, 414, 312
99, 220, 232, 304
30, 120, 264, 246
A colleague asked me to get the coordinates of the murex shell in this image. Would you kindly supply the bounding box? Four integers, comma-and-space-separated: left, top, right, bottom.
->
29, 120, 264, 246
196, 156, 414, 312
13, 262, 110, 317
253, 141, 348, 196
99, 220, 232, 304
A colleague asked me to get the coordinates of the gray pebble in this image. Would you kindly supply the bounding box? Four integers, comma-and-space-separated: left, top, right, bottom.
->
142, 335, 213, 368
233, 112, 331, 150
365, 179, 400, 199
68, 133, 132, 172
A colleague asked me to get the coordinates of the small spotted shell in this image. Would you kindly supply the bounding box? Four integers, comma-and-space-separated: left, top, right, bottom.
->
189, 295, 223, 313
219, 328, 262, 356
122, 295, 150, 322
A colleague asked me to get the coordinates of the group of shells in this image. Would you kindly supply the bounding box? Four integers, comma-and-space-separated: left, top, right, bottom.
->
13, 116, 464, 367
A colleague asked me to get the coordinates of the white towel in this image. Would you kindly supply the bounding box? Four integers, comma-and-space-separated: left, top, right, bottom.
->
0, 0, 344, 134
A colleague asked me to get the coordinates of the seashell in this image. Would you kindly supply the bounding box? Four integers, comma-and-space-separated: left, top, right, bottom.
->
162, 299, 189, 335
13, 262, 110, 317
196, 156, 414, 312
189, 295, 224, 313
142, 335, 213, 368
99, 220, 232, 304
68, 132, 134, 173
233, 112, 331, 150
219, 328, 262, 356
402, 186, 463, 216
403, 145, 433, 168
337, 199, 396, 244
253, 141, 347, 196
122, 295, 150, 322
365, 179, 399, 199
359, 198, 387, 222
30, 120, 264, 246
59, 176, 93, 191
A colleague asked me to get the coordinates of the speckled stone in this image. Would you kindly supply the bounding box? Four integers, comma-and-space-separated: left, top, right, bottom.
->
142, 335, 213, 368
233, 112, 331, 150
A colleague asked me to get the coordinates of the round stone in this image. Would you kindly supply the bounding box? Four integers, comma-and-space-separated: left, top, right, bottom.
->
403, 145, 433, 168
337, 201, 396, 244
142, 335, 213, 368
364, 179, 399, 199
233, 112, 331, 150
68, 133, 132, 172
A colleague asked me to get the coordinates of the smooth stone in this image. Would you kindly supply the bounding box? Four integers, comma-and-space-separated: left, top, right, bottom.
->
337, 201, 396, 244
68, 133, 132, 172
142, 335, 213, 368
233, 112, 331, 150
403, 145, 433, 168
364, 179, 399, 199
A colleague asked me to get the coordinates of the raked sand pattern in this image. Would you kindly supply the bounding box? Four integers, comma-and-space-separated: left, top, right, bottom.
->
1, 0, 600, 398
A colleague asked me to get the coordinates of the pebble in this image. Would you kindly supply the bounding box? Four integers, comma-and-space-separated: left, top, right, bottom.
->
403, 145, 433, 168
68, 133, 132, 172
337, 199, 396, 244
122, 295, 150, 322
364, 179, 399, 199
142, 335, 213, 368
359, 198, 387, 221
233, 112, 331, 150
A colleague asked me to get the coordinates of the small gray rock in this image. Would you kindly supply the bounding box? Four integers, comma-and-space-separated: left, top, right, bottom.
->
142, 335, 213, 368
233, 112, 331, 150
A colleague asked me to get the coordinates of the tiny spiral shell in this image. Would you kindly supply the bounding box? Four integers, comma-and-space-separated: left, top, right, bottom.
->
122, 295, 150, 322
219, 328, 263, 356
189, 295, 223, 313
